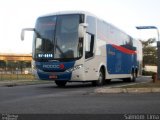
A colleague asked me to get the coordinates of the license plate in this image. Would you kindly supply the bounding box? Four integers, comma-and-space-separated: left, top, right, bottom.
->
49, 75, 58, 79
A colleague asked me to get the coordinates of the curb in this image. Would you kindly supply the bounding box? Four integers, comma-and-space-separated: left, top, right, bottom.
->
0, 80, 53, 87
95, 87, 160, 93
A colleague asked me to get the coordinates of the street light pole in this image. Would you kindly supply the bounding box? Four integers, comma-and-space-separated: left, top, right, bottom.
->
136, 26, 160, 80
157, 31, 160, 80
156, 28, 160, 43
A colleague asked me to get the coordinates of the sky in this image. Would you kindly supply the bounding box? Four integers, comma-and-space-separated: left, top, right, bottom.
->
0, 0, 160, 54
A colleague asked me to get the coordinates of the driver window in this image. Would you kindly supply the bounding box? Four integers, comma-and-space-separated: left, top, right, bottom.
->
85, 16, 95, 59
85, 33, 94, 59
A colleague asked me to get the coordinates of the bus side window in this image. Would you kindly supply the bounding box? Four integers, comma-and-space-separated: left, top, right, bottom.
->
85, 16, 95, 59
85, 33, 94, 59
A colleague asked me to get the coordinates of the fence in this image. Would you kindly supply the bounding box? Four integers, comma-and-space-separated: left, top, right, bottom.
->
0, 60, 37, 80
0, 71, 36, 81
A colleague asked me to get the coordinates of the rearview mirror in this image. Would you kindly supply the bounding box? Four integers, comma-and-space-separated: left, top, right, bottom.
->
21, 28, 35, 41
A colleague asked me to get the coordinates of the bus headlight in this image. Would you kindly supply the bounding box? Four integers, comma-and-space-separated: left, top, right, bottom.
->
65, 64, 83, 72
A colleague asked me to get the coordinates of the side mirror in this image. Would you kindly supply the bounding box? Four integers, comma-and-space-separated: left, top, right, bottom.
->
21, 29, 25, 41
21, 28, 35, 41
78, 23, 88, 38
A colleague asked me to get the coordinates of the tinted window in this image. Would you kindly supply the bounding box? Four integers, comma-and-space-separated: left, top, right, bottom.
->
34, 14, 84, 61
86, 16, 96, 34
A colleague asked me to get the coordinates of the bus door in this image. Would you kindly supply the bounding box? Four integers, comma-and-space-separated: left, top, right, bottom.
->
83, 16, 96, 80
84, 33, 96, 80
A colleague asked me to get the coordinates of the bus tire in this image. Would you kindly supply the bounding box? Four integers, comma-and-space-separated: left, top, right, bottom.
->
92, 69, 105, 86
128, 71, 136, 82
131, 71, 136, 82
106, 79, 111, 84
123, 71, 136, 82
55, 80, 67, 87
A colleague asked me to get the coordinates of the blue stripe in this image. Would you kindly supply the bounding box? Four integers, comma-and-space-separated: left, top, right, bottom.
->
107, 44, 137, 74
35, 61, 75, 80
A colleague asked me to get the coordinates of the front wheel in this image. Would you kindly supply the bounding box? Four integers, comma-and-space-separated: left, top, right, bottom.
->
92, 69, 105, 86
55, 80, 67, 87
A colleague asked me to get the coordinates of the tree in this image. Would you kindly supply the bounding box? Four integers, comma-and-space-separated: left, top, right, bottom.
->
140, 38, 157, 66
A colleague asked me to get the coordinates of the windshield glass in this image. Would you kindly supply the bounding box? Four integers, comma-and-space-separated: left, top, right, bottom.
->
34, 14, 83, 61
35, 16, 56, 54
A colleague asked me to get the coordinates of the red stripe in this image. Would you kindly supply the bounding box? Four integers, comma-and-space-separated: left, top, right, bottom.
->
112, 44, 136, 55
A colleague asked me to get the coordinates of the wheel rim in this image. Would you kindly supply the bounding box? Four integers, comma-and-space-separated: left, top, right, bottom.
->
98, 71, 103, 84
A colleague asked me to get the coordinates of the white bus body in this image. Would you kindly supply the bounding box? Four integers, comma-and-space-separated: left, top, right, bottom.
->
21, 11, 142, 87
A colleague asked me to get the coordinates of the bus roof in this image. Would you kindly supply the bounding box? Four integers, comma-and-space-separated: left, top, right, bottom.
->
38, 10, 138, 42
39, 11, 96, 18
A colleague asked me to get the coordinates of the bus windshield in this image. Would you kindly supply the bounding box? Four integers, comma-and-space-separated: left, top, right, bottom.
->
33, 14, 83, 61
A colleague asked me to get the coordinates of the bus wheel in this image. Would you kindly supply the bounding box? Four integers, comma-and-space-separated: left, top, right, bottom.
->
128, 71, 136, 82
55, 80, 67, 87
106, 79, 111, 84
131, 71, 136, 82
92, 69, 105, 86
123, 71, 136, 82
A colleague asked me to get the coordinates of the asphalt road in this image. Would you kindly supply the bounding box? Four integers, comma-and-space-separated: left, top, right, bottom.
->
0, 76, 160, 115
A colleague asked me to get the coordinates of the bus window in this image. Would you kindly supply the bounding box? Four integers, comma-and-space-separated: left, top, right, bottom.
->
85, 16, 95, 59
86, 16, 96, 34
85, 33, 94, 59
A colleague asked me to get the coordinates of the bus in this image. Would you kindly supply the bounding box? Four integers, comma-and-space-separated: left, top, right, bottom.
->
21, 11, 142, 87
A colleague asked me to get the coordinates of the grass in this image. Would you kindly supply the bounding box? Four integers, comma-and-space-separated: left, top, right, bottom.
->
121, 80, 160, 88
0, 74, 53, 86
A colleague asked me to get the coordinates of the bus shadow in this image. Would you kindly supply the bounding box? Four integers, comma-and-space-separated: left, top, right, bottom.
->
39, 79, 127, 90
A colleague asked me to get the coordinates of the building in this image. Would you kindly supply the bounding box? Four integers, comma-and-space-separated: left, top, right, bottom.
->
0, 53, 32, 61
0, 53, 32, 74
